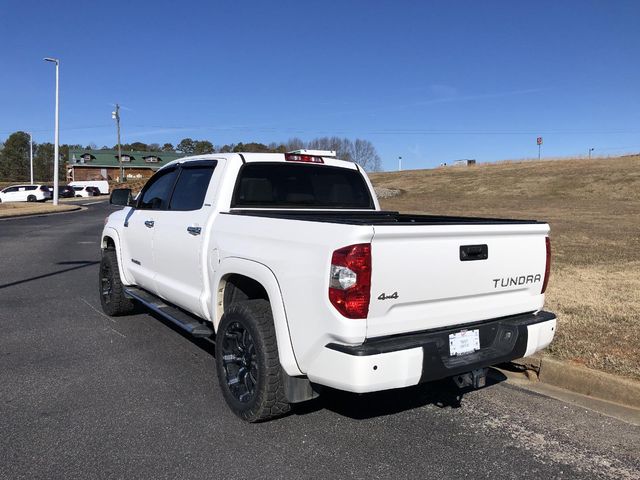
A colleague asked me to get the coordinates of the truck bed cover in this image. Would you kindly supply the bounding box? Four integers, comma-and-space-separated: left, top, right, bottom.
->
226, 210, 542, 225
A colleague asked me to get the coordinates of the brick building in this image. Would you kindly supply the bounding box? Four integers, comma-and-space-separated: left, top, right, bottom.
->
66, 149, 183, 182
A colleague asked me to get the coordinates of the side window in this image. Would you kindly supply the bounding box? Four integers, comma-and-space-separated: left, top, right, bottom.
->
169, 165, 216, 211
138, 168, 179, 210
4, 187, 18, 193
25, 186, 38, 191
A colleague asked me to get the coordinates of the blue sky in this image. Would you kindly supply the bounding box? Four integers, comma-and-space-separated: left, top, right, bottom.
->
1, 0, 639, 170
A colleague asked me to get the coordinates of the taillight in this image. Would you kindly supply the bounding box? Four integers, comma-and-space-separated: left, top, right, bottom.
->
285, 153, 324, 164
541, 237, 551, 293
328, 243, 371, 319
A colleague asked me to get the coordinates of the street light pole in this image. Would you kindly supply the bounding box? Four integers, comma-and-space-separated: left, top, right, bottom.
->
29, 132, 33, 185
589, 147, 594, 160
398, 156, 402, 171
44, 57, 60, 205
112, 104, 123, 182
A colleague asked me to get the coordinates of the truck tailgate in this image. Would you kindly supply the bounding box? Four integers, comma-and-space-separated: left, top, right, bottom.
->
367, 223, 550, 339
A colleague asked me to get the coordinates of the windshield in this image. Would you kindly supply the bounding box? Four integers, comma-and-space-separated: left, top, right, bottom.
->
232, 162, 374, 209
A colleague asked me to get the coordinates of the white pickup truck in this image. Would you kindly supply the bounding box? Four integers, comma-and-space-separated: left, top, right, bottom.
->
100, 150, 556, 422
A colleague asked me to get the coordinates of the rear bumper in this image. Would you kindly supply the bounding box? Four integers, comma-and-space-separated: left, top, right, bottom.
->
306, 311, 556, 393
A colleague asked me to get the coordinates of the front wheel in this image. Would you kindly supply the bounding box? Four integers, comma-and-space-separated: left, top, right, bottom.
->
99, 249, 135, 316
215, 299, 290, 422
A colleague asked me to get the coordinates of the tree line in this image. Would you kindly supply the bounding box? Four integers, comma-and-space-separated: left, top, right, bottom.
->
0, 131, 382, 182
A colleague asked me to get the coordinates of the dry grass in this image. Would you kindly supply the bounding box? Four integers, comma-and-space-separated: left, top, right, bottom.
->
370, 155, 640, 380
0, 202, 79, 218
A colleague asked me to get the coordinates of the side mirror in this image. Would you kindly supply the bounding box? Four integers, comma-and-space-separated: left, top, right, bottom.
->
110, 188, 134, 207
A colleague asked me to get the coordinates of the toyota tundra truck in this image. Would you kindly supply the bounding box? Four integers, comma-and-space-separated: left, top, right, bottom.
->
100, 150, 556, 422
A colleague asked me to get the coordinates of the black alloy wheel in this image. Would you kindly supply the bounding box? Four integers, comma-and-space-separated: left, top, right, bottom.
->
100, 260, 113, 306
221, 321, 258, 403
99, 249, 135, 316
215, 299, 290, 422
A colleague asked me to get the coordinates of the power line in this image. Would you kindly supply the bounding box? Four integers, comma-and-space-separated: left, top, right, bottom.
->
3, 124, 640, 137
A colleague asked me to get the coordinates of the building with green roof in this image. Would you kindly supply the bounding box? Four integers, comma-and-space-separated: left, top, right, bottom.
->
67, 149, 184, 182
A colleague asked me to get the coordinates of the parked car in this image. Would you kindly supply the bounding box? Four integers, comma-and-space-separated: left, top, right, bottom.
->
60, 185, 76, 198
0, 184, 52, 203
46, 185, 76, 198
72, 186, 99, 198
101, 151, 556, 422
69, 180, 109, 195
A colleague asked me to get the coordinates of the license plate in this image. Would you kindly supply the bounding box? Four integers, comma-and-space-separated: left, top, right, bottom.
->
449, 329, 480, 356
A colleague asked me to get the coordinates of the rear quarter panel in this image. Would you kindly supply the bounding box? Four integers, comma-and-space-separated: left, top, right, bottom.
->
211, 213, 374, 372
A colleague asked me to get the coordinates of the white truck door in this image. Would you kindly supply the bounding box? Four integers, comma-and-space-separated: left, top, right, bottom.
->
152, 160, 220, 316
123, 166, 180, 292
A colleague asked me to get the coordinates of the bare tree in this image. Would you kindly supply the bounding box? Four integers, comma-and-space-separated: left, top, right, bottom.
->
307, 136, 353, 161
284, 137, 306, 151
351, 138, 382, 171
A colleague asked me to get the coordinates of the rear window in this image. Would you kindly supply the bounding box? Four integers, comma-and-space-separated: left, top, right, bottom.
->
232, 163, 374, 209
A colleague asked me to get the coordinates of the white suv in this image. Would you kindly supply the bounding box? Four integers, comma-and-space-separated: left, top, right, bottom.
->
72, 186, 100, 198
0, 184, 52, 203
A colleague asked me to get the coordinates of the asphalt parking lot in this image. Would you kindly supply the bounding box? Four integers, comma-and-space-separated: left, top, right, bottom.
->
1, 202, 638, 480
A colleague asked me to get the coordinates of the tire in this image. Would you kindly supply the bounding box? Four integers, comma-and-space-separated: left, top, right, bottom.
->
27, 195, 36, 202
216, 299, 290, 422
99, 249, 135, 316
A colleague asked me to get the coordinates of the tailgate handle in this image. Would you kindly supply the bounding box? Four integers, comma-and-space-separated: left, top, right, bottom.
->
460, 244, 488, 261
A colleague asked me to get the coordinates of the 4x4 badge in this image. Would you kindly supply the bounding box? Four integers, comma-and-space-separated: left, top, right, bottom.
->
377, 292, 399, 301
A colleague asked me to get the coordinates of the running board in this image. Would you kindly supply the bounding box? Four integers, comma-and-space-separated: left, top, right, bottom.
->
124, 287, 214, 337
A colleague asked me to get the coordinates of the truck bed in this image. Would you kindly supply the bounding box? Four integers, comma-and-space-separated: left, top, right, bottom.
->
224, 207, 549, 341
226, 209, 542, 225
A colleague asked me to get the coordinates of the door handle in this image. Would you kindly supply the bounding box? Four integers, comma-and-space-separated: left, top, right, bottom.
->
144, 220, 155, 228
187, 226, 202, 236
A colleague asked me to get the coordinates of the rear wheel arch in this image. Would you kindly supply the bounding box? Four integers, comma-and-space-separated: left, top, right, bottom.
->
222, 274, 269, 310
214, 259, 302, 376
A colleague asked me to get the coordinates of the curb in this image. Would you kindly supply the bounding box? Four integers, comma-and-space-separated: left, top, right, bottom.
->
0, 205, 83, 221
511, 355, 640, 409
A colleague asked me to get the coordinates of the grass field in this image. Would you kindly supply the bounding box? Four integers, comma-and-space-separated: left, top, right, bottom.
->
370, 155, 640, 381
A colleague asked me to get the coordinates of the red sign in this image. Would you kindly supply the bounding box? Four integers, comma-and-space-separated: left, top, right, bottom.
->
537, 137, 543, 145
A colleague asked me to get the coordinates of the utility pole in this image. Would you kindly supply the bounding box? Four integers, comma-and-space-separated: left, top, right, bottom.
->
112, 104, 123, 182
44, 57, 60, 205
29, 132, 33, 185
589, 147, 594, 160
398, 156, 402, 171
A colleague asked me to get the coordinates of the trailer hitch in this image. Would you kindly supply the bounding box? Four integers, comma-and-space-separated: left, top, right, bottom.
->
453, 368, 488, 389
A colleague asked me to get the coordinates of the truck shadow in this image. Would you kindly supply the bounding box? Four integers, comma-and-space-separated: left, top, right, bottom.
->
294, 369, 506, 420
144, 311, 508, 421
